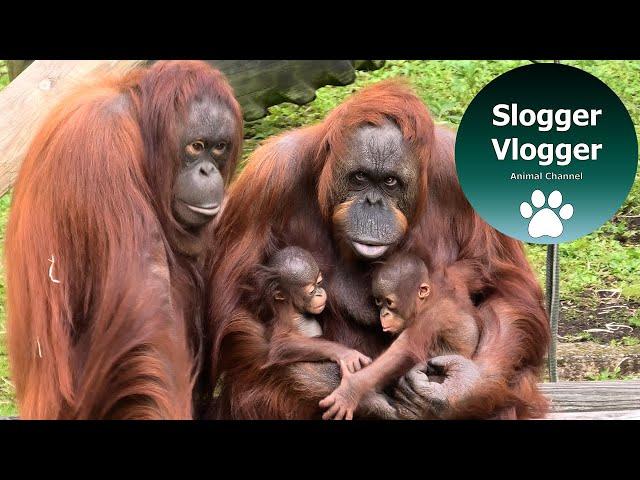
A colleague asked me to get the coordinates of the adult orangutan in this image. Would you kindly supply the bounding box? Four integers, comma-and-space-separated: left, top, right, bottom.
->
206, 79, 549, 420
6, 60, 243, 419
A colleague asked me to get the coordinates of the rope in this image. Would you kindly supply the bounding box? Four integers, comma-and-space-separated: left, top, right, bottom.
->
546, 244, 560, 381
546, 59, 562, 382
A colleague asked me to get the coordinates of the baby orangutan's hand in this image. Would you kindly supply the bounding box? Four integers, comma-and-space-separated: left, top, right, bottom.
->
319, 360, 363, 420
336, 349, 372, 373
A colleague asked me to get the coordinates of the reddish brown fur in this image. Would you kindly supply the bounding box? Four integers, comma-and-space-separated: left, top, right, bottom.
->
405, 264, 484, 361
265, 316, 370, 371
251, 273, 371, 374
6, 61, 242, 419
416, 262, 487, 358
207, 80, 549, 419
319, 262, 485, 419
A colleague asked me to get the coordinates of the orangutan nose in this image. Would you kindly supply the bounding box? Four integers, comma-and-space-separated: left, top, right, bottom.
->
199, 162, 215, 177
365, 190, 383, 206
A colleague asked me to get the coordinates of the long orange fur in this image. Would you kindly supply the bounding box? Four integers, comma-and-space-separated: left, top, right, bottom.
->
6, 61, 242, 419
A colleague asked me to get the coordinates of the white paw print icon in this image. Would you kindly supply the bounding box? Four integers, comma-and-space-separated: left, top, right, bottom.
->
520, 190, 574, 238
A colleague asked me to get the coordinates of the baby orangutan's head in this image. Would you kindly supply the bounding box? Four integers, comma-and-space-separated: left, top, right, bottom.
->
372, 253, 430, 334
268, 246, 327, 315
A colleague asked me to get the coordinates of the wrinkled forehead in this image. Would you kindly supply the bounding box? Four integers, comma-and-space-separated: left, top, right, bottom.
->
349, 121, 413, 176
183, 97, 237, 141
280, 257, 319, 287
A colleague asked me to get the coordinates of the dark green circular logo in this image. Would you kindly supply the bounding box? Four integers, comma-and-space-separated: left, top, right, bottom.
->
455, 63, 637, 244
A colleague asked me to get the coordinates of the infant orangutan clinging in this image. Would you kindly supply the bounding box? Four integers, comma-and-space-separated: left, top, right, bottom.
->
319, 252, 482, 420
255, 246, 372, 373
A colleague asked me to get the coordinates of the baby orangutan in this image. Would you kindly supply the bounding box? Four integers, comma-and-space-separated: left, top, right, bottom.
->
258, 246, 372, 373
319, 252, 482, 420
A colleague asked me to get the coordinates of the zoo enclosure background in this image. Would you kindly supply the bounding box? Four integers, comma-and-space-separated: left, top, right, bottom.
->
0, 60, 638, 416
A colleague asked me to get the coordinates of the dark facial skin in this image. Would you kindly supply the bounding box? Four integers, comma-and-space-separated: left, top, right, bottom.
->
271, 247, 327, 315
333, 121, 419, 260
372, 254, 430, 334
173, 97, 237, 228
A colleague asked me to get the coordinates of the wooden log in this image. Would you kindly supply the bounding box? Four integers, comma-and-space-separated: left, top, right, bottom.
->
540, 380, 640, 418
543, 410, 640, 420
0, 60, 145, 197
0, 60, 385, 196
6, 61, 386, 121
208, 60, 360, 121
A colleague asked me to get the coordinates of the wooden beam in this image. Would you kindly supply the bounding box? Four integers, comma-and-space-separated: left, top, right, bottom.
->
540, 380, 640, 417
0, 60, 145, 197
543, 410, 640, 420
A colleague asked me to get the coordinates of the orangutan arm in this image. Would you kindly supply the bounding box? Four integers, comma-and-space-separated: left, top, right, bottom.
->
266, 330, 372, 372
391, 293, 549, 420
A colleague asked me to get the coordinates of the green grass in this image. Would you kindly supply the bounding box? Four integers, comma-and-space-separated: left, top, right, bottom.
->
0, 56, 10, 413
0, 187, 12, 414
0, 59, 639, 414
0, 61, 12, 415
0, 61, 7, 90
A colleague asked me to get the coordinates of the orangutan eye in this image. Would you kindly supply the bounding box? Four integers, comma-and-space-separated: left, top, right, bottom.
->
374, 298, 382, 307
212, 142, 227, 155
386, 298, 395, 308
186, 141, 205, 156
384, 177, 398, 187
353, 171, 367, 182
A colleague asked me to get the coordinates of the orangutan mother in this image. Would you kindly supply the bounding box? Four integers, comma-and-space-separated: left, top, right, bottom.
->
205, 80, 550, 419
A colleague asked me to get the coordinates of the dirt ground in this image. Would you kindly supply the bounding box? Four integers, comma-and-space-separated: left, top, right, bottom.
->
551, 210, 640, 380
615, 215, 640, 245
558, 210, 639, 350
560, 290, 639, 343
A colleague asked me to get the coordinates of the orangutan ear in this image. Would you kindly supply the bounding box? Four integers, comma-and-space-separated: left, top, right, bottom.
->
274, 290, 286, 301
418, 283, 430, 300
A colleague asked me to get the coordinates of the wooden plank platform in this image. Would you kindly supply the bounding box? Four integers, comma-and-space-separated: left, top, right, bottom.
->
2, 381, 638, 419
540, 380, 640, 419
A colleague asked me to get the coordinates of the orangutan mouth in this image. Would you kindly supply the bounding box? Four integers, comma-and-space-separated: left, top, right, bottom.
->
351, 241, 390, 259
185, 203, 221, 217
